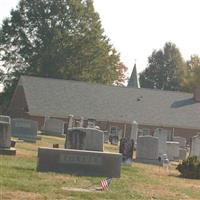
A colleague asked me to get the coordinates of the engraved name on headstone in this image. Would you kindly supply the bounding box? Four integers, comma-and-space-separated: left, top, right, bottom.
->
59, 154, 102, 165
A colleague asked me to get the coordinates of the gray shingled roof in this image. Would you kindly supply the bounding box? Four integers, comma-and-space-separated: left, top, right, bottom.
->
20, 75, 200, 129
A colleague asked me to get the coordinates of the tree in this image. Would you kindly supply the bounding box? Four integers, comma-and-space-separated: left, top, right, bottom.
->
139, 42, 186, 91
0, 0, 126, 107
114, 62, 128, 86
181, 55, 200, 92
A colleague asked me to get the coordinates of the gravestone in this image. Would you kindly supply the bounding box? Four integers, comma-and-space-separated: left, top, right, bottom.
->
53, 144, 59, 148
80, 117, 84, 127
68, 114, 74, 129
37, 147, 122, 177
173, 136, 187, 148
166, 141, 179, 160
154, 128, 168, 157
109, 127, 122, 145
154, 128, 172, 141
66, 127, 104, 151
136, 136, 160, 164
110, 136, 119, 145
38, 122, 122, 177
87, 118, 96, 128
130, 120, 138, 147
190, 134, 200, 159
119, 121, 136, 163
103, 131, 109, 143
179, 148, 187, 160
0, 115, 16, 155
11, 118, 38, 142
43, 118, 64, 136
138, 129, 150, 136
119, 137, 134, 162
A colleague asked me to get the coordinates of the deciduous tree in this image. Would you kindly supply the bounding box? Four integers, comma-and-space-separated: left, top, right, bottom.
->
0, 0, 126, 107
181, 55, 200, 92
139, 42, 185, 91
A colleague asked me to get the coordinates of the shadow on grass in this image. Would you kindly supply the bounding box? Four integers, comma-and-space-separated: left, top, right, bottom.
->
173, 174, 200, 180
12, 165, 35, 172
168, 172, 200, 180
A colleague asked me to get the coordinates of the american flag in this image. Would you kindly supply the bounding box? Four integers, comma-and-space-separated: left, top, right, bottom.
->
100, 177, 112, 190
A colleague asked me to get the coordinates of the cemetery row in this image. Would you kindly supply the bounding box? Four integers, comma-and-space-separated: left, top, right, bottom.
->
1, 115, 200, 178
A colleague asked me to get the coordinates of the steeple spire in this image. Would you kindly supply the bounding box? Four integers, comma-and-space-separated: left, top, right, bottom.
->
127, 63, 138, 88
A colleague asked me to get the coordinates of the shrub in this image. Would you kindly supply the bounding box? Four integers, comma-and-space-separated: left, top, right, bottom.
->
177, 156, 200, 179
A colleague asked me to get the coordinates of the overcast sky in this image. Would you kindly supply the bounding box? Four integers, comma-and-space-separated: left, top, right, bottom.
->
1, 0, 200, 76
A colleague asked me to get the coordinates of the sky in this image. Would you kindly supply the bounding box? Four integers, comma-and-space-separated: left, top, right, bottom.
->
1, 0, 200, 77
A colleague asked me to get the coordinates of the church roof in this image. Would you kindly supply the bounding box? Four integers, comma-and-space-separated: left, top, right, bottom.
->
18, 75, 200, 129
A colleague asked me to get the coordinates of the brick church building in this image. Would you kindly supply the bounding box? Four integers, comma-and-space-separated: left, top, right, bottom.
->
7, 75, 200, 141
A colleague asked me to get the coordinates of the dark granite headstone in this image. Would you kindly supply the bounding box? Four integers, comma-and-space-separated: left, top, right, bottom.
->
37, 147, 122, 177
67, 129, 86, 150
119, 138, 134, 161
66, 127, 104, 151
11, 118, 38, 142
53, 144, 59, 148
11, 140, 16, 147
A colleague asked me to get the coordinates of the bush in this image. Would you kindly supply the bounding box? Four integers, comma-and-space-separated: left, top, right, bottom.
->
177, 156, 200, 179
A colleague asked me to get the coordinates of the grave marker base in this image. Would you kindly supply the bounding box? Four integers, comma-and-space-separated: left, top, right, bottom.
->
37, 147, 122, 177
0, 147, 16, 155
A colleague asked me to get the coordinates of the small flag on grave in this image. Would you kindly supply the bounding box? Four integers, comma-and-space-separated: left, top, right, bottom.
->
100, 177, 112, 190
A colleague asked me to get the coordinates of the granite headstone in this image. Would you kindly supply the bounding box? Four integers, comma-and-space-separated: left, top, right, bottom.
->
11, 118, 38, 142
43, 118, 64, 136
66, 127, 104, 151
0, 115, 16, 155
119, 137, 134, 162
173, 136, 187, 148
130, 120, 138, 146
166, 141, 179, 160
190, 134, 200, 159
154, 128, 168, 157
136, 136, 160, 164
37, 147, 122, 177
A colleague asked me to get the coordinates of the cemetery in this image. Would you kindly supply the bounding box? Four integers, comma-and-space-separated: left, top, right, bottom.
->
1, 73, 200, 199
1, 111, 200, 199
2, 0, 200, 198
1, 132, 200, 199
37, 119, 122, 177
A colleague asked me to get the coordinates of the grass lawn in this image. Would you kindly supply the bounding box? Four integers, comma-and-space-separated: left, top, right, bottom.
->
1, 135, 200, 200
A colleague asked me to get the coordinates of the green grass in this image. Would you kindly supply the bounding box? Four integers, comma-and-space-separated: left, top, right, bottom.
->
1, 135, 200, 200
